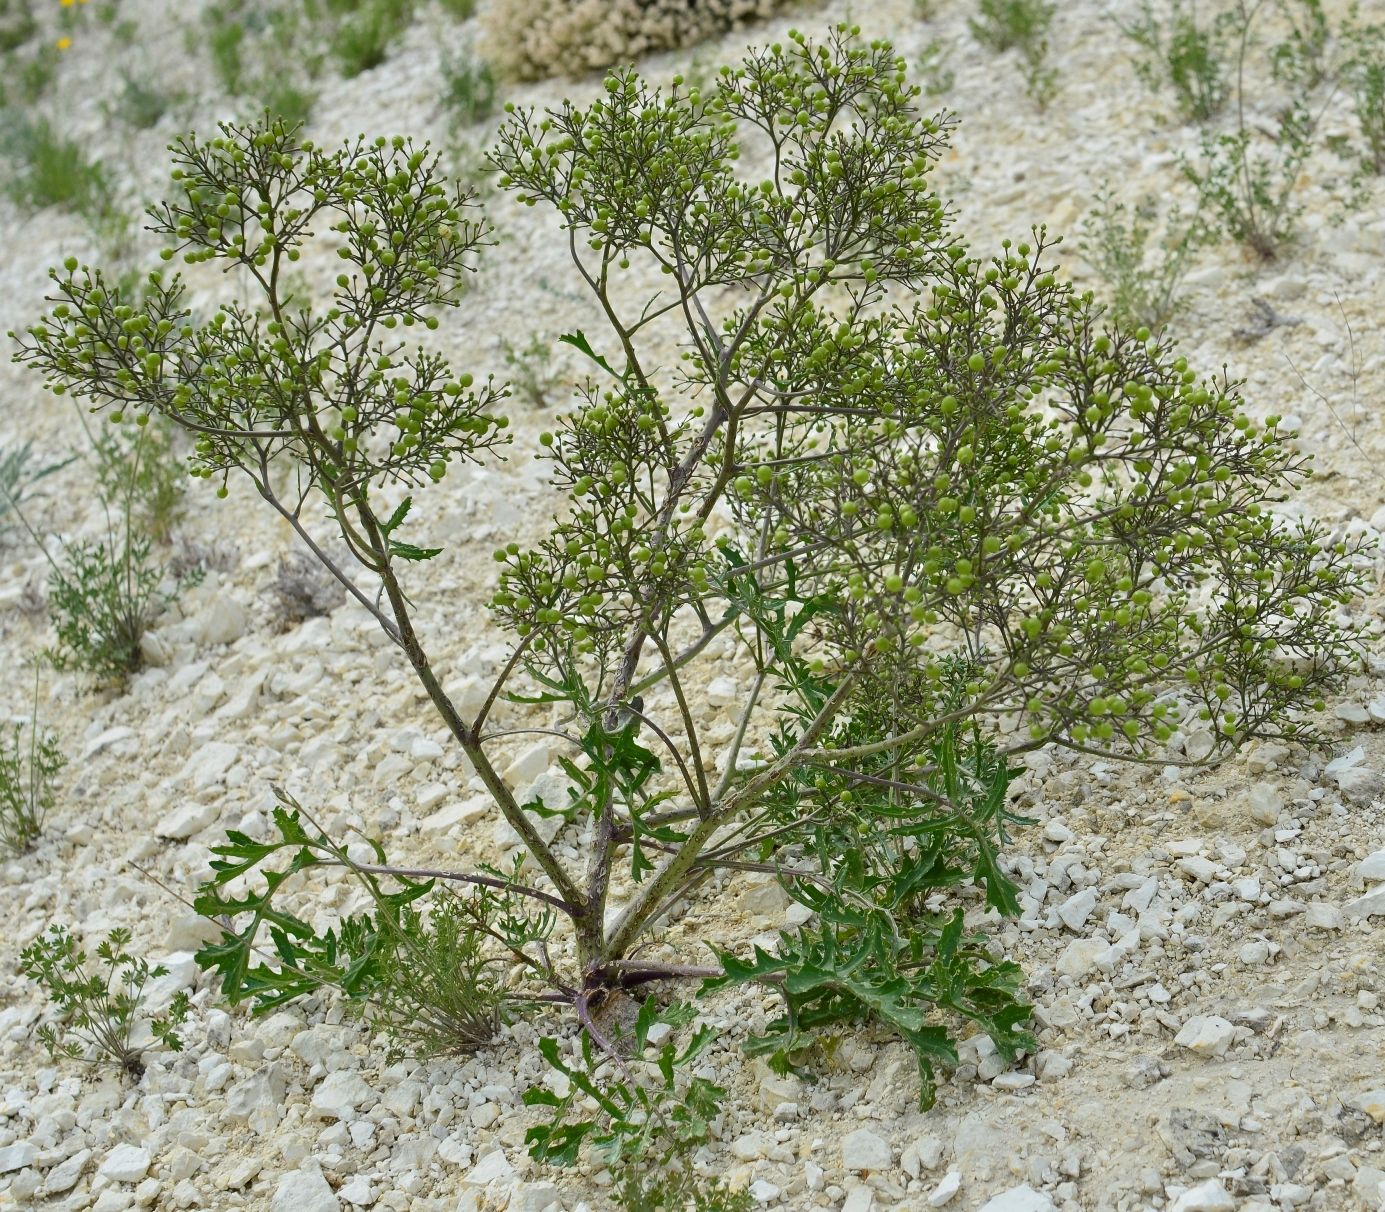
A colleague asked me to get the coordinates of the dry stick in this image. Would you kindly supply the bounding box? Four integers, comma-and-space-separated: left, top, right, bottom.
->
322, 860, 577, 913
1281, 295, 1365, 459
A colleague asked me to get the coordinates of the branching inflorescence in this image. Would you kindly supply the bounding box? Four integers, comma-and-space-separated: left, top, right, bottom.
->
12, 28, 1363, 1119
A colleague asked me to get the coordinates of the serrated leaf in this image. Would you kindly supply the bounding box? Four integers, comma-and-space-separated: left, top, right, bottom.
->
389, 540, 443, 562
558, 329, 619, 379
381, 495, 414, 535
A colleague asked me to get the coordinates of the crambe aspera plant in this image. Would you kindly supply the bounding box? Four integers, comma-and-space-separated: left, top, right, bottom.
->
12, 28, 1363, 1122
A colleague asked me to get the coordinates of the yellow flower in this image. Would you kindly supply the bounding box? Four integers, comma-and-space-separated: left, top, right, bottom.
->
56, 36, 72, 50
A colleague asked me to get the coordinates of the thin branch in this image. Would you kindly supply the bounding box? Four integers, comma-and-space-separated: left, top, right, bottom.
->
317, 860, 577, 913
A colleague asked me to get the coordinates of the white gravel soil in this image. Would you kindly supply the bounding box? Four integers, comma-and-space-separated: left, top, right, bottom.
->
0, 1, 1382, 1211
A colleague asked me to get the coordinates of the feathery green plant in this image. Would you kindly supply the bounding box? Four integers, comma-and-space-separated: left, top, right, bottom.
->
1115, 0, 1235, 123
1143, 0, 1370, 257
4, 415, 197, 687
0, 116, 113, 222
0, 670, 65, 854
1334, 15, 1385, 176
440, 44, 497, 129
11, 31, 1363, 1133
20, 925, 191, 1078
1080, 186, 1212, 330
970, 0, 1056, 105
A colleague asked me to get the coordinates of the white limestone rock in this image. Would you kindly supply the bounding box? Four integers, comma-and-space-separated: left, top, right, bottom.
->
978, 1185, 1057, 1212
272, 1167, 339, 1212
463, 1150, 516, 1189
1170, 1179, 1235, 1211
1345, 886, 1385, 918
311, 1070, 375, 1120
1304, 903, 1344, 930
928, 1170, 963, 1207
42, 1148, 92, 1196
1174, 1015, 1236, 1057
98, 1145, 152, 1183
1056, 937, 1115, 978
1056, 888, 1098, 932
155, 800, 220, 840
177, 742, 238, 789
1246, 784, 1283, 825
706, 675, 739, 706
1358, 849, 1385, 882
0, 1142, 37, 1173
841, 1128, 892, 1173
194, 596, 247, 647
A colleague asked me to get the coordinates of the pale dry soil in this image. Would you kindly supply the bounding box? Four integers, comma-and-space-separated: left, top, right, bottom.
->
0, 2, 1382, 1212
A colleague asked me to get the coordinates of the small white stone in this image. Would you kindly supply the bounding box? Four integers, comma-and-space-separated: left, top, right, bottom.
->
1042, 820, 1075, 845
992, 1072, 1036, 1091
410, 735, 444, 761
706, 676, 739, 706
841, 1188, 875, 1212
1358, 849, 1385, 882
1324, 745, 1365, 776
1173, 1015, 1235, 1057
1246, 784, 1282, 826
1355, 1166, 1385, 1205
142, 952, 199, 1012
509, 1182, 563, 1212
177, 742, 238, 790
977, 1184, 1057, 1212
1177, 856, 1219, 884
1056, 888, 1097, 932
1182, 729, 1215, 762
42, 1149, 92, 1196
841, 1128, 892, 1173
1348, 1089, 1385, 1125
98, 1145, 152, 1184
463, 1150, 515, 1189
83, 725, 135, 758
1304, 903, 1343, 930
502, 743, 550, 787
928, 1170, 963, 1207
1238, 940, 1271, 966
155, 800, 220, 840
420, 797, 488, 833
1166, 838, 1205, 858
310, 1071, 374, 1120
1169, 1179, 1235, 1212
901, 1135, 945, 1177
748, 1179, 781, 1204
1335, 702, 1370, 724
271, 1168, 339, 1212
0, 1142, 37, 1173
140, 630, 173, 667
338, 1176, 374, 1206
1056, 937, 1114, 978
1336, 767, 1382, 804
195, 597, 247, 646
514, 771, 572, 814
1346, 886, 1385, 918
